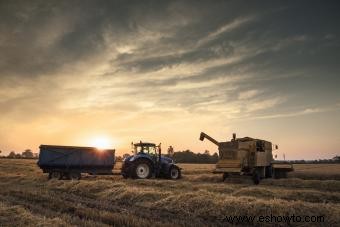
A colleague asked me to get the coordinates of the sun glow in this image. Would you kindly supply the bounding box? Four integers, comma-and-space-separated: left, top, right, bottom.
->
90, 136, 112, 149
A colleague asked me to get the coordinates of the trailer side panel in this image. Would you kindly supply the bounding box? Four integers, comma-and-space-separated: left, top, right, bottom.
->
37, 145, 115, 174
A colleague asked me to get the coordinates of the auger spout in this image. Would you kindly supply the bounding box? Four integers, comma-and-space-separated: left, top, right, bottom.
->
199, 132, 219, 146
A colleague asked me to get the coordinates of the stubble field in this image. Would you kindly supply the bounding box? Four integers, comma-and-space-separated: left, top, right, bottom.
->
0, 159, 339, 226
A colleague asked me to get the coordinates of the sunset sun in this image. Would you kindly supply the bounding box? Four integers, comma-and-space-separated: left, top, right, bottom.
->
90, 136, 112, 149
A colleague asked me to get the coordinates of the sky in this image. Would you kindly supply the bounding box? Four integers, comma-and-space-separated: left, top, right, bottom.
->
0, 0, 339, 160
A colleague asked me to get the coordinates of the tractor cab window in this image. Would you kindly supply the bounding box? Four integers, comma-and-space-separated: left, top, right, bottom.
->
135, 146, 146, 154
134, 144, 157, 156
142, 146, 149, 153
148, 146, 156, 156
256, 141, 265, 152
135, 146, 143, 153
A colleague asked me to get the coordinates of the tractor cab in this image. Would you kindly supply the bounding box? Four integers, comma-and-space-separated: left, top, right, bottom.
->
121, 141, 181, 180
133, 142, 160, 157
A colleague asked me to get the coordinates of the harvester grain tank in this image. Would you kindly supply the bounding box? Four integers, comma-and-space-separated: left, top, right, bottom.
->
38, 145, 115, 180
121, 141, 181, 179
199, 132, 293, 184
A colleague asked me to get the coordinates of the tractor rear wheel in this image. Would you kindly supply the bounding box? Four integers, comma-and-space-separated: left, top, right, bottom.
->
168, 166, 181, 179
132, 160, 152, 179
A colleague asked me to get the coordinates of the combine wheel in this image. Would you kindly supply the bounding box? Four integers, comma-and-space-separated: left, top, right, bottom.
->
168, 166, 181, 179
273, 169, 288, 179
132, 160, 152, 179
265, 165, 273, 178
252, 170, 260, 185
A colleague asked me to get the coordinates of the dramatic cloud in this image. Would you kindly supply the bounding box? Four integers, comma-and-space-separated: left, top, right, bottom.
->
0, 0, 339, 159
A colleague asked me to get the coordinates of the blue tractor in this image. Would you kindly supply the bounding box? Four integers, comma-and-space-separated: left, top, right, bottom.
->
121, 142, 181, 179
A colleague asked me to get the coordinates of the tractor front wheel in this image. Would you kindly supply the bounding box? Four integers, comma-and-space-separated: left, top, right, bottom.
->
132, 160, 152, 179
168, 166, 181, 179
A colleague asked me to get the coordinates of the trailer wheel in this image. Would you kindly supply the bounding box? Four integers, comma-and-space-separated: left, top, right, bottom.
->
121, 172, 129, 179
252, 171, 260, 185
168, 166, 181, 180
49, 171, 61, 180
132, 159, 152, 179
68, 172, 81, 180
222, 173, 229, 181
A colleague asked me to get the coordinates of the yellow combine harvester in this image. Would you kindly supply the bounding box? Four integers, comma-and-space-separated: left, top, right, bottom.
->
199, 132, 293, 184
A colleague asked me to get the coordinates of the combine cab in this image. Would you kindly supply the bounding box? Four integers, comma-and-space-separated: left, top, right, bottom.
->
121, 142, 181, 180
199, 132, 293, 184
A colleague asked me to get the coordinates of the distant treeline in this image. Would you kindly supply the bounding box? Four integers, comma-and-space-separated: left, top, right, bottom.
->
282, 157, 340, 164
0, 149, 38, 159
171, 150, 219, 164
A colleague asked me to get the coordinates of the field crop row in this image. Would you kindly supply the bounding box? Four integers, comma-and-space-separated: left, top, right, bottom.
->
0, 159, 339, 226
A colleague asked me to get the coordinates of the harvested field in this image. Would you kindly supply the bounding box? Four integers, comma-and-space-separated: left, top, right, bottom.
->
0, 159, 339, 226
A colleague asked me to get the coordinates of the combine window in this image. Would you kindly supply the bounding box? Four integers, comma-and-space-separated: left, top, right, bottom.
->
256, 141, 265, 152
